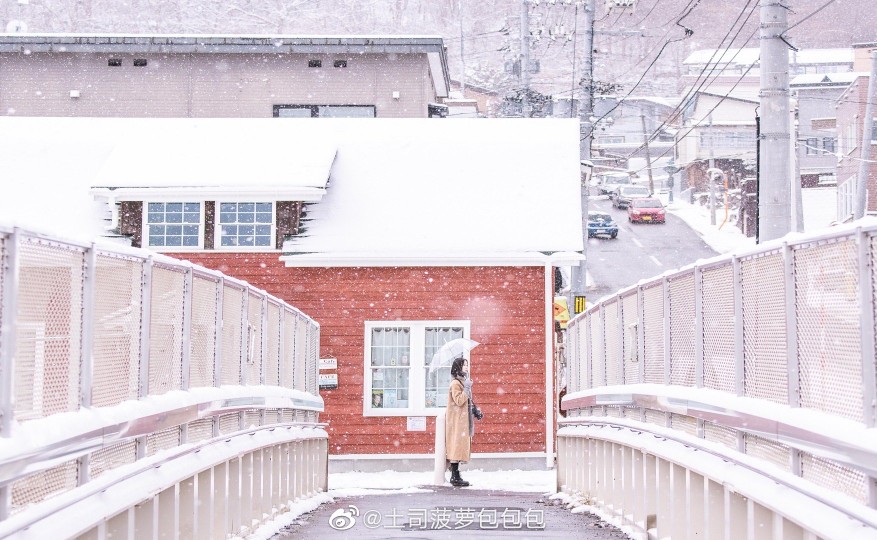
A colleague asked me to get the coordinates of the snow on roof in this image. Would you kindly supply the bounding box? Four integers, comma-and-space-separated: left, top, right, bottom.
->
282, 118, 584, 262
92, 120, 336, 190
0, 117, 584, 261
790, 72, 865, 87
683, 47, 852, 66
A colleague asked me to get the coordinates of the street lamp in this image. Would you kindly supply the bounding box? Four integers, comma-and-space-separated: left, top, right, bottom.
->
569, 159, 594, 316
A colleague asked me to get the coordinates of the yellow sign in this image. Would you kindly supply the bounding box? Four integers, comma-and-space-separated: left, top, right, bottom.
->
574, 296, 588, 314
553, 297, 571, 329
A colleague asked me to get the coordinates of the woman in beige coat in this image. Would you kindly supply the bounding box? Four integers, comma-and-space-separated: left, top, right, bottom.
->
446, 356, 475, 487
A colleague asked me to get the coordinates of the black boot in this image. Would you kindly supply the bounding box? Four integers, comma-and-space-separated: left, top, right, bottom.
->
449, 463, 470, 487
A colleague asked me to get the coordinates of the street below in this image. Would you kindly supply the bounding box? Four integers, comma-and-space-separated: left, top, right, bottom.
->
584, 195, 718, 302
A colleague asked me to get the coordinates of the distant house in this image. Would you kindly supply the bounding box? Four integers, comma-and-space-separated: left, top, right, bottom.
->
791, 72, 860, 187
0, 34, 450, 118
680, 47, 854, 97
675, 91, 758, 193
590, 96, 678, 170
0, 116, 584, 472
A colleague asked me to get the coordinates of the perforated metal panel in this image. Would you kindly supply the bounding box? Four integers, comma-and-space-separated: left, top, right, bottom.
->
606, 406, 623, 418
590, 310, 605, 387
146, 426, 181, 456
281, 310, 296, 388
566, 322, 578, 394
801, 452, 867, 503
578, 316, 589, 390
10, 460, 78, 513
701, 264, 735, 393
265, 303, 281, 386
621, 293, 640, 384
187, 418, 214, 443
89, 440, 136, 480
670, 413, 698, 437
244, 410, 261, 429
745, 434, 791, 473
794, 240, 863, 422
221, 285, 244, 386
604, 301, 621, 385
668, 272, 696, 386
219, 413, 240, 434
281, 410, 294, 423
741, 252, 788, 404
147, 265, 185, 395
295, 315, 308, 392
92, 253, 143, 408
642, 283, 665, 384
15, 238, 84, 420
644, 409, 667, 427
245, 293, 263, 385
702, 422, 738, 452
308, 322, 319, 394
189, 276, 218, 389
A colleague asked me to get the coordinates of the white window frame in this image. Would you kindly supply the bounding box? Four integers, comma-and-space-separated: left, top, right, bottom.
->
363, 320, 471, 417
142, 200, 205, 252
214, 201, 276, 251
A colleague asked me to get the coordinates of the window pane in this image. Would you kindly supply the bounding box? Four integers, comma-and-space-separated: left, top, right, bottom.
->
256, 225, 271, 236
424, 327, 464, 408
277, 107, 313, 118
255, 235, 270, 246
220, 203, 236, 212
238, 213, 254, 223
239, 203, 255, 213
146, 202, 201, 248
221, 236, 236, 246
256, 212, 272, 223
370, 328, 410, 409
256, 202, 272, 213
220, 212, 236, 223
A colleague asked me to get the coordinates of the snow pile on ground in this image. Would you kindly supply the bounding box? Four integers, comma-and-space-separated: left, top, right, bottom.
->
661, 186, 837, 255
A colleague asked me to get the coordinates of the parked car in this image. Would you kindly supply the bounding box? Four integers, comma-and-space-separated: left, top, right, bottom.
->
587, 211, 619, 239
612, 185, 652, 209
628, 197, 666, 223
600, 174, 632, 196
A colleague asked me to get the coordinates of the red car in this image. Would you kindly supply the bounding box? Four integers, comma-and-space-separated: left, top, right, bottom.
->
628, 197, 666, 223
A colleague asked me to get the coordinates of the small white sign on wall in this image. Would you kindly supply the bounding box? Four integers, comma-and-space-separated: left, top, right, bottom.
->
319, 373, 338, 389
319, 357, 337, 370
406, 416, 426, 432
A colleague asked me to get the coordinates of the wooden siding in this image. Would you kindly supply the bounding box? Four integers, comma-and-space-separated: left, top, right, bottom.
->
179, 253, 549, 456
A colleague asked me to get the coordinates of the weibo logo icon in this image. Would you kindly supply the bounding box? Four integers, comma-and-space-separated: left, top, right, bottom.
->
328, 504, 359, 531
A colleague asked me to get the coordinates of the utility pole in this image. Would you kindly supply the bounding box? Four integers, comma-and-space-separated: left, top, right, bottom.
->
640, 114, 655, 194
521, 0, 531, 117
758, 0, 791, 242
459, 0, 466, 96
569, 0, 595, 311
709, 114, 716, 226
855, 49, 877, 219
790, 99, 804, 231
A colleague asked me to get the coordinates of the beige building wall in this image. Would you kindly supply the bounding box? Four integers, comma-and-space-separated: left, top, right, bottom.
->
0, 52, 436, 118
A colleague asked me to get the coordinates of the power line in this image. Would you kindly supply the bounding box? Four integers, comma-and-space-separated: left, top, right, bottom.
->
618, 1, 759, 155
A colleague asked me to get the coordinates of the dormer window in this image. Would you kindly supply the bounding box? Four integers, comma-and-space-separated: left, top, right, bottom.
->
146, 202, 202, 248
218, 202, 274, 248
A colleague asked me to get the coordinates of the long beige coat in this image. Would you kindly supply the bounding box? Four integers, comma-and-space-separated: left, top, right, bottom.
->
445, 378, 471, 462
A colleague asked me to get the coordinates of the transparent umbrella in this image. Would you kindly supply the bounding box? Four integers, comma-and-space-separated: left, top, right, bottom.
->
428, 338, 480, 374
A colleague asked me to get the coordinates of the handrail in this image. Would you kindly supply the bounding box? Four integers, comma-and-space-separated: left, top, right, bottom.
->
0, 423, 328, 538
559, 419, 877, 531
562, 383, 877, 477
0, 386, 323, 487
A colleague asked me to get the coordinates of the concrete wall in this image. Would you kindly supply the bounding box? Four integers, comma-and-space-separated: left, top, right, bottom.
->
0, 51, 436, 118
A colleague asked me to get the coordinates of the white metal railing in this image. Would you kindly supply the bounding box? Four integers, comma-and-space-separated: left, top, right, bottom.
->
559, 220, 877, 539
0, 226, 326, 539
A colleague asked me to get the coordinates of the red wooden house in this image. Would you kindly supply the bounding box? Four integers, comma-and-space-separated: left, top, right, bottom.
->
0, 116, 584, 471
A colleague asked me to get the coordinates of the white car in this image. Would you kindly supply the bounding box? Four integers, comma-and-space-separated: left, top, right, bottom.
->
600, 174, 633, 197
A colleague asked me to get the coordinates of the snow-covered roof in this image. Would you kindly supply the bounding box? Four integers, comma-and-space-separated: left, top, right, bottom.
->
683, 47, 852, 66
281, 119, 584, 265
790, 72, 865, 87
0, 117, 584, 264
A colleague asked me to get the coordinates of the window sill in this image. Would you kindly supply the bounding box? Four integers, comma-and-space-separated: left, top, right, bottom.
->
363, 407, 446, 418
